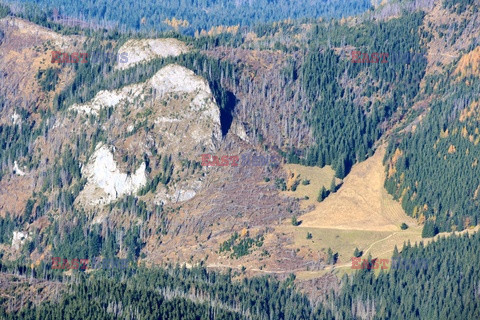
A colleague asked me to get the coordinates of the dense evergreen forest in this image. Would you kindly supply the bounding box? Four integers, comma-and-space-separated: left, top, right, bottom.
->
1, 230, 478, 319
385, 73, 480, 234
290, 12, 427, 178
9, 0, 372, 34
382, 0, 480, 234
335, 230, 480, 319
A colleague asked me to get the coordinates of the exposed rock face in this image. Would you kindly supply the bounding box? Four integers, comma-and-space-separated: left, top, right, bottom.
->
71, 64, 222, 154
229, 118, 249, 142
11, 112, 20, 125
148, 64, 222, 152
71, 84, 145, 116
116, 38, 189, 70
13, 161, 25, 176
77, 143, 147, 206
73, 64, 222, 208
150, 64, 210, 94
154, 180, 204, 205
12, 231, 30, 250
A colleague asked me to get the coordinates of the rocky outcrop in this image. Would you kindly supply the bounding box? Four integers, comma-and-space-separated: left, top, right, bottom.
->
12, 231, 30, 250
73, 64, 222, 208
76, 143, 147, 206
116, 38, 188, 70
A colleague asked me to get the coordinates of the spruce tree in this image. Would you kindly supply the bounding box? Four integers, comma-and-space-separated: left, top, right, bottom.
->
335, 157, 346, 179
330, 177, 337, 193
317, 186, 329, 202
422, 220, 439, 238
353, 247, 362, 258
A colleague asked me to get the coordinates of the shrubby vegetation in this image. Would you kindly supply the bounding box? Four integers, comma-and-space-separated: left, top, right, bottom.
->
219, 232, 264, 258
275, 177, 287, 191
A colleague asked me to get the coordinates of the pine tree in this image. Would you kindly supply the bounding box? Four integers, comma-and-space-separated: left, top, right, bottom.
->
317, 186, 329, 202
353, 247, 362, 258
327, 248, 338, 264
422, 220, 439, 238
330, 177, 337, 193
335, 157, 346, 179
291, 216, 300, 226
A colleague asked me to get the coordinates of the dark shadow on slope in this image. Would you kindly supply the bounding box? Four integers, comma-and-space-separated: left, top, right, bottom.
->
209, 84, 237, 137
217, 90, 237, 136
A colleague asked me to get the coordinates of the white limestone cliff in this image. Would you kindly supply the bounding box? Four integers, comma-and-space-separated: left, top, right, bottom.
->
116, 38, 188, 70
77, 143, 147, 206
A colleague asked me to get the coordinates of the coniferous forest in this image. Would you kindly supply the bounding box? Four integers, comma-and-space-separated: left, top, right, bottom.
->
1, 230, 479, 319
11, 0, 372, 34
385, 73, 480, 234
1, 0, 480, 319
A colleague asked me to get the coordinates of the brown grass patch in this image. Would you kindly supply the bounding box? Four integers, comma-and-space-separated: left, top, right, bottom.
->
282, 164, 337, 209
298, 146, 416, 231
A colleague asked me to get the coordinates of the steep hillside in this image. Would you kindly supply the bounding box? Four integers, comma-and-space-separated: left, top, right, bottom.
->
0, 12, 313, 280
300, 147, 415, 232
384, 0, 480, 234
1, 1, 480, 318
